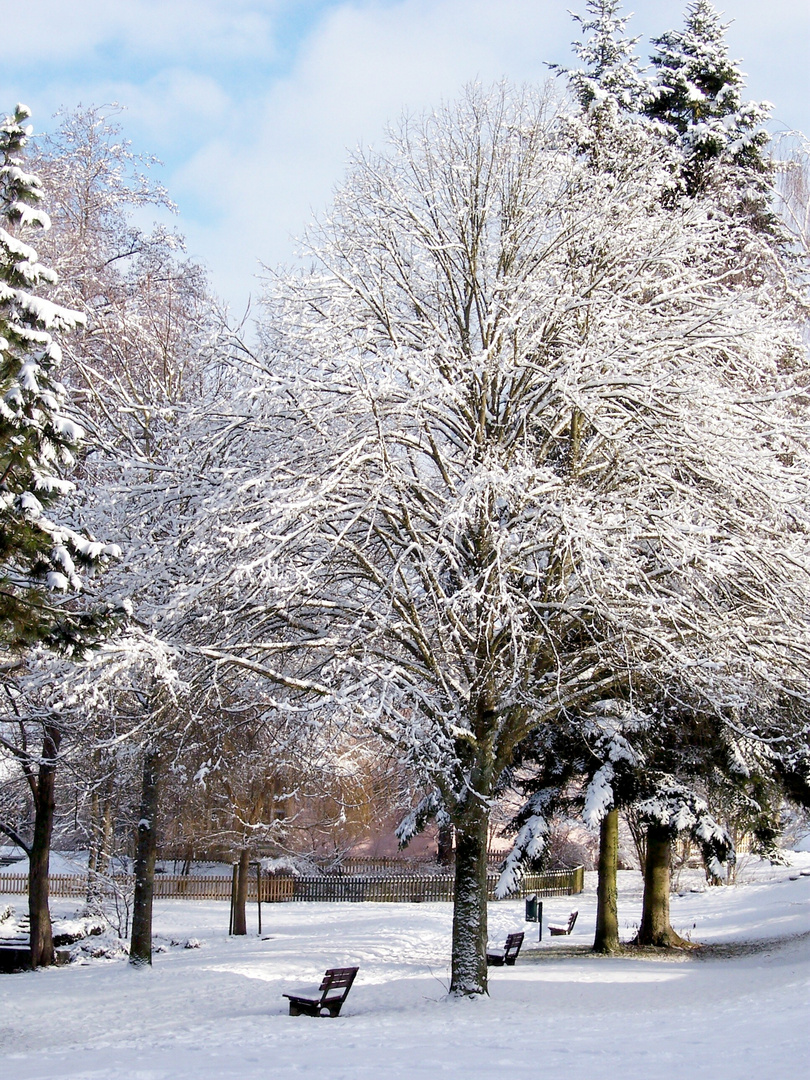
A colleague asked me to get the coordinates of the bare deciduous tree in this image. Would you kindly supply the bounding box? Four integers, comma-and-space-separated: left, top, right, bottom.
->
207, 82, 810, 994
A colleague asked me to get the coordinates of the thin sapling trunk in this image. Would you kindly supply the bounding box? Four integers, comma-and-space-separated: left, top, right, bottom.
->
28, 723, 62, 969
232, 847, 250, 936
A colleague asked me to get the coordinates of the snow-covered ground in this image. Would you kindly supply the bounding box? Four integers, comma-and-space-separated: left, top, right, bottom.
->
2, 855, 809, 1080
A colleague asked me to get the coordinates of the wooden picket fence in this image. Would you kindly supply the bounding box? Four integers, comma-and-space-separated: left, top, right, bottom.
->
0, 865, 583, 903
287, 867, 583, 903
314, 854, 507, 875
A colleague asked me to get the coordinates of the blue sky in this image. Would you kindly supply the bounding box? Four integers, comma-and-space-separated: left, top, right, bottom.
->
2, 0, 808, 314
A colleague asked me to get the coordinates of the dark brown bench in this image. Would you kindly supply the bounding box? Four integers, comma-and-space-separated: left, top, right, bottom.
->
486, 931, 524, 967
549, 910, 578, 936
0, 943, 31, 973
283, 966, 359, 1017
0, 941, 71, 972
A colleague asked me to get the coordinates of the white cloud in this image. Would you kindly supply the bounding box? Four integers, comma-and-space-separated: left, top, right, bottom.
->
4, 0, 282, 63
174, 0, 576, 306
1, 0, 806, 315
102, 69, 233, 152
173, 0, 810, 310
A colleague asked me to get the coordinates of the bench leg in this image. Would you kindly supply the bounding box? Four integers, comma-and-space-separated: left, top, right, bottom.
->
288, 1000, 343, 1017
289, 1001, 320, 1017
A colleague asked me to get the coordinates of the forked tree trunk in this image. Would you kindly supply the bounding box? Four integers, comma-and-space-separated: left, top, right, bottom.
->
232, 848, 250, 936
450, 810, 489, 996
636, 824, 690, 948
593, 808, 620, 954
130, 749, 160, 967
28, 723, 62, 969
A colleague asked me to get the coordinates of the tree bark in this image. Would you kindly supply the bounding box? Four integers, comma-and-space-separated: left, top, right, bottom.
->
28, 723, 62, 969
450, 809, 489, 996
232, 847, 250, 936
86, 759, 114, 906
86, 783, 100, 901
437, 821, 454, 866
593, 808, 620, 954
636, 824, 690, 947
130, 749, 160, 967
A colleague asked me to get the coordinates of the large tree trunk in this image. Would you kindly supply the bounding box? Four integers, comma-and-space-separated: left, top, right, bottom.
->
232, 847, 250, 936
450, 809, 489, 996
593, 808, 620, 954
636, 824, 690, 948
130, 749, 160, 967
28, 723, 62, 969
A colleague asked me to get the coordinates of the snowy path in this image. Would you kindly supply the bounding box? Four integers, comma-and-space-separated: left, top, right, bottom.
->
2, 861, 809, 1080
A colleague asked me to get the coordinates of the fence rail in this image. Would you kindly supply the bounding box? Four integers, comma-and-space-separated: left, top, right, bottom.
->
0, 865, 584, 903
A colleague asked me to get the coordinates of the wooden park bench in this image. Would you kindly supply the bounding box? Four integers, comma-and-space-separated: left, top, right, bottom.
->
549, 910, 578, 937
283, 966, 359, 1017
0, 942, 32, 973
486, 931, 524, 967
0, 939, 71, 972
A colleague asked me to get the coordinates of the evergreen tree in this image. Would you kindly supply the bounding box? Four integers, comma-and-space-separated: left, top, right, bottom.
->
556, 4, 674, 197
0, 104, 124, 968
556, 0, 648, 116
645, 1, 772, 195
0, 105, 116, 652
497, 699, 735, 951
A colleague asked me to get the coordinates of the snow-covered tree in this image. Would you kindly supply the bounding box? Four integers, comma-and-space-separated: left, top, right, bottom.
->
496, 700, 646, 953
633, 780, 731, 945
498, 695, 737, 952
774, 137, 810, 268
547, 5, 807, 950
209, 80, 810, 994
555, 0, 648, 116
0, 654, 70, 968
0, 104, 125, 969
1, 105, 230, 966
27, 107, 370, 963
0, 105, 118, 656
645, 1, 772, 198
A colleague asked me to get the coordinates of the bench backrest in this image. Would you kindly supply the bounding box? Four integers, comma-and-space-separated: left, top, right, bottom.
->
319, 966, 359, 1002
504, 932, 524, 958
567, 910, 578, 932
